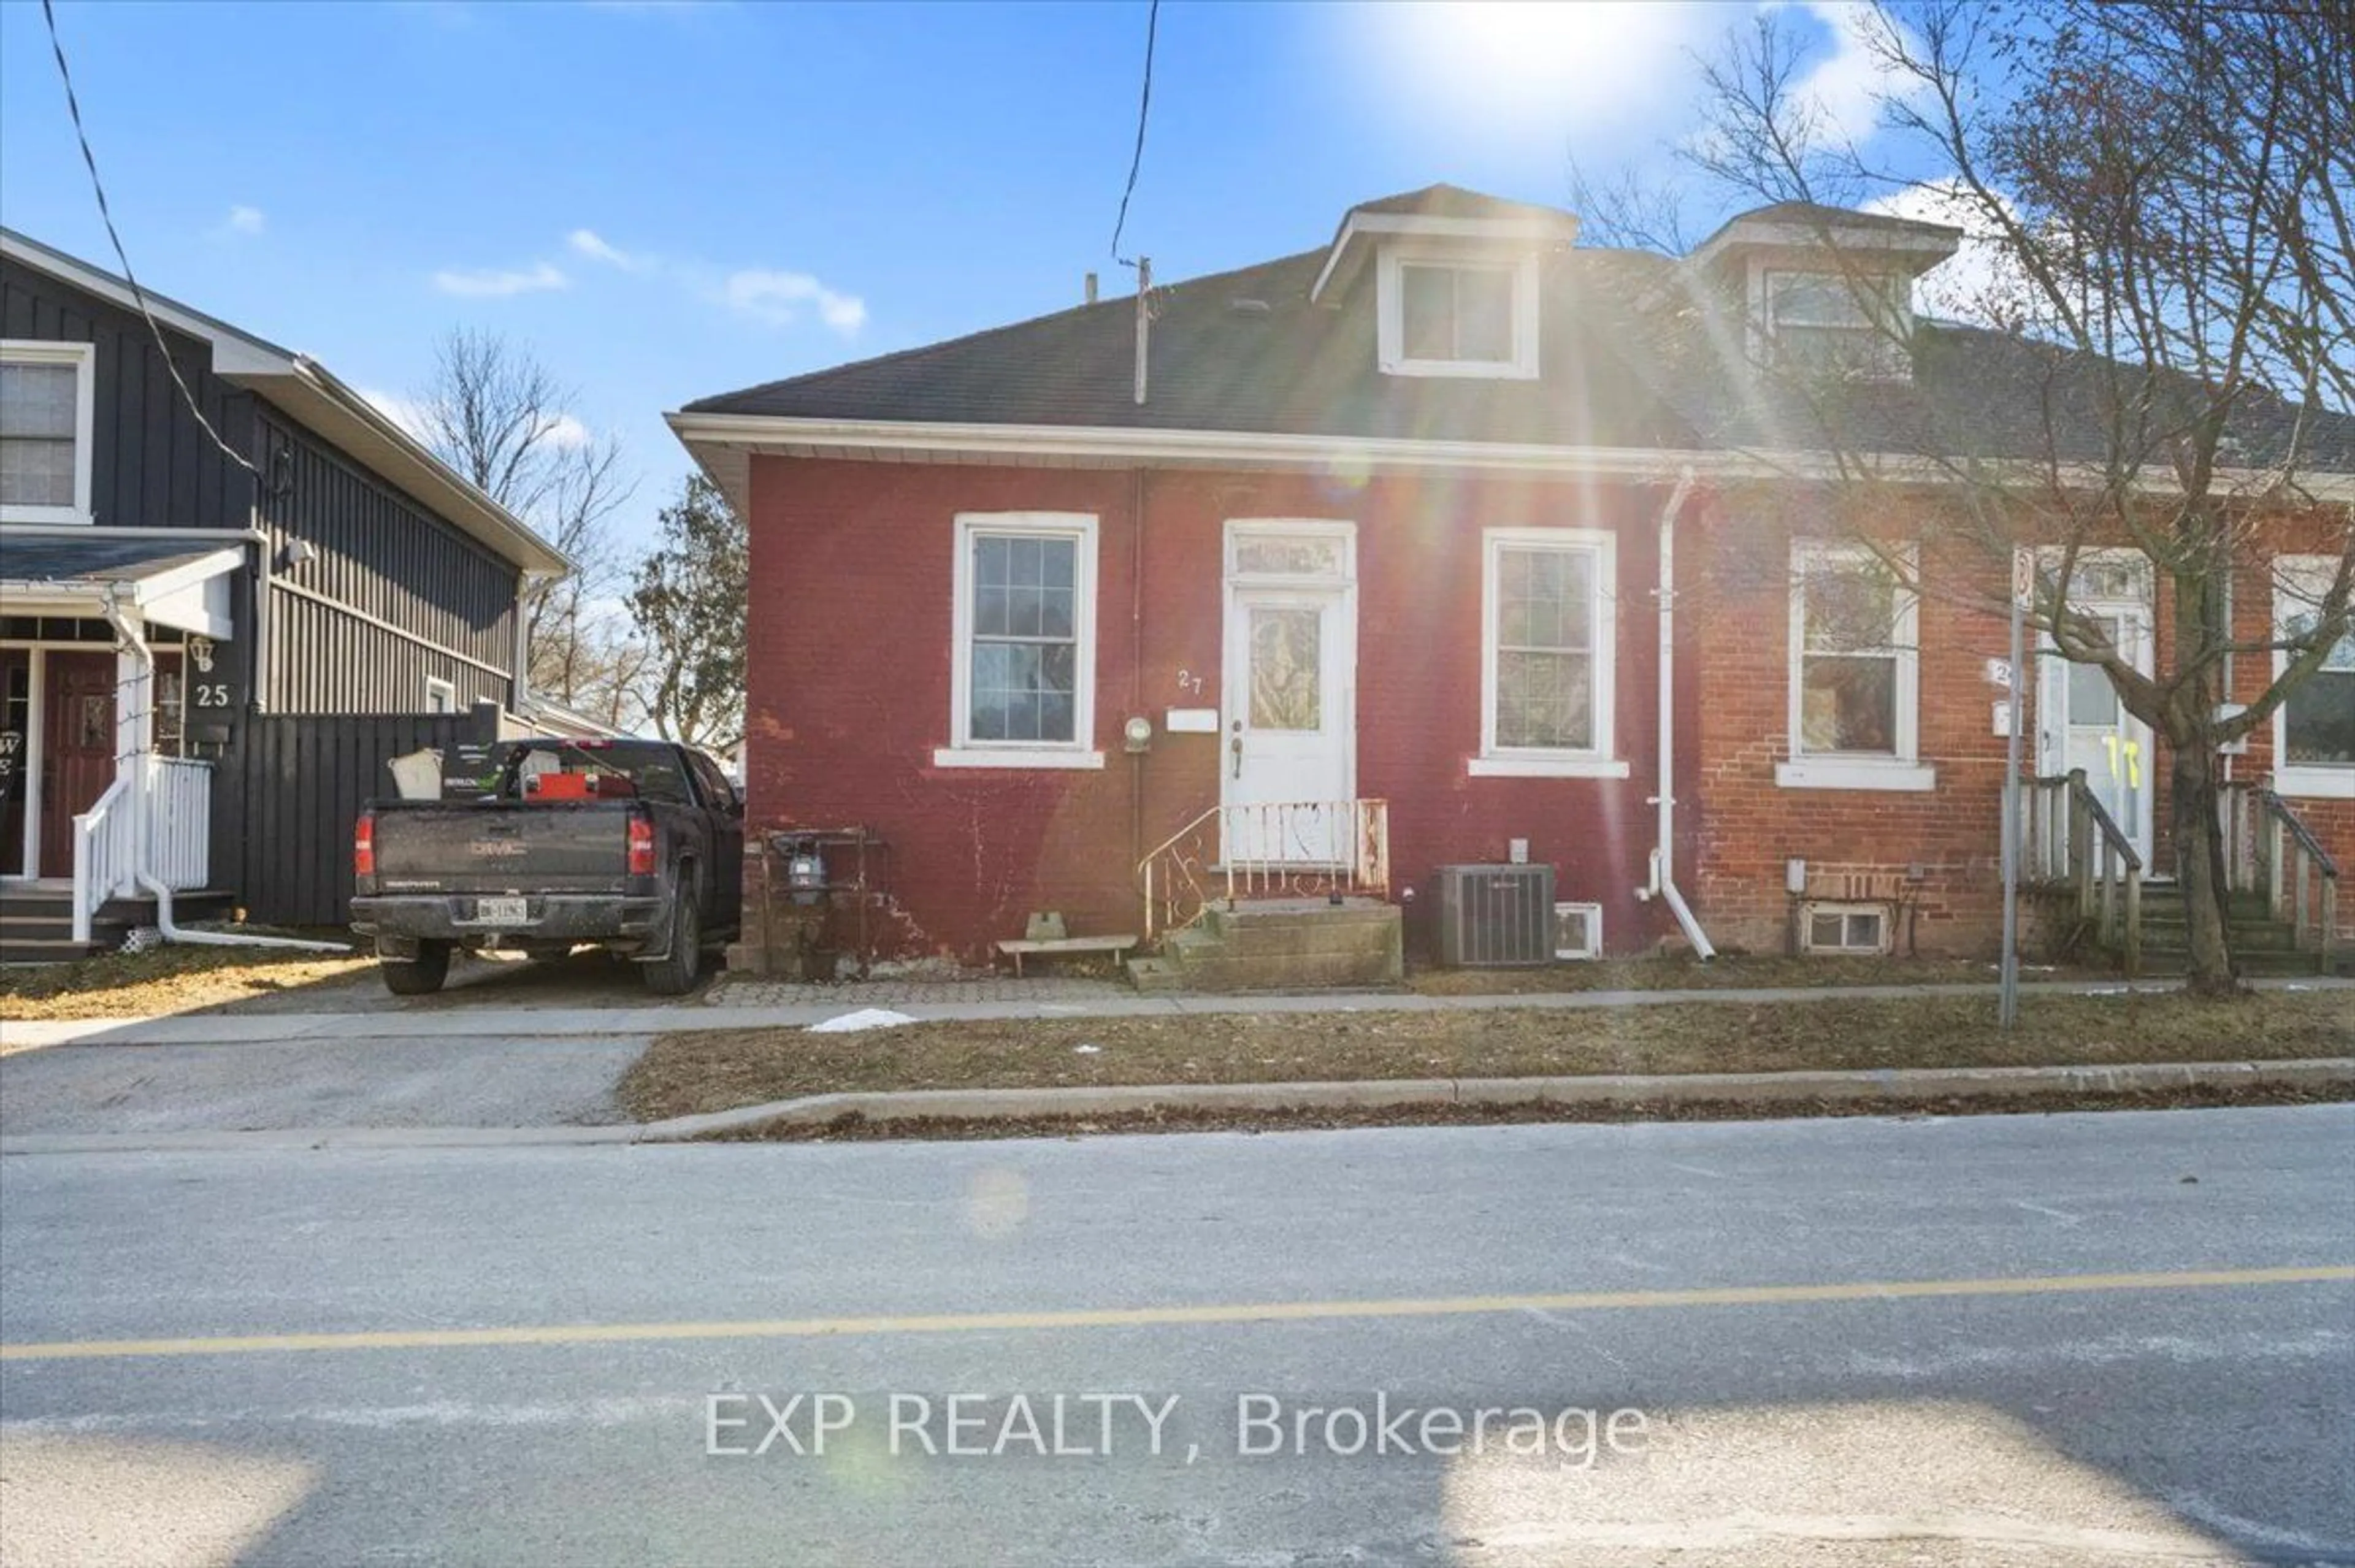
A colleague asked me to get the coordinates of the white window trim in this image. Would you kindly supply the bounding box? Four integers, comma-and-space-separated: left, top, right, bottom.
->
1472, 527, 1622, 778
1778, 539, 1932, 792
1376, 243, 1539, 380
1755, 267, 1913, 381
1553, 901, 1602, 961
1801, 900, 1893, 955
1, 339, 98, 525
936, 511, 1105, 771
2272, 553, 2355, 800
423, 676, 458, 714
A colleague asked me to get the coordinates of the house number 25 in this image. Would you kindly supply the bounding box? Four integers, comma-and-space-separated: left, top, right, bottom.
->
192, 683, 233, 709
1173, 668, 1205, 695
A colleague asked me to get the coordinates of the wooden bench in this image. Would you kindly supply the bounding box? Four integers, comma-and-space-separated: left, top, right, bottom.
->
993, 934, 1138, 977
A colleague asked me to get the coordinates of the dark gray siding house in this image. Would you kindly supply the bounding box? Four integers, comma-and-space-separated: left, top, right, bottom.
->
0, 226, 573, 950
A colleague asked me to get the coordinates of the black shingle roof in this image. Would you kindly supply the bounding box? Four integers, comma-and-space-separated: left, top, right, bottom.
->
683, 186, 2354, 476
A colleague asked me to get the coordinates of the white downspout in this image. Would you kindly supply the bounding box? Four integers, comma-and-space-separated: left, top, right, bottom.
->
1637, 468, 1717, 960
101, 596, 347, 954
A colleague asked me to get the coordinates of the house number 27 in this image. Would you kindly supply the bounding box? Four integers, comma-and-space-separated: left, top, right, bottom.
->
1173, 669, 1205, 695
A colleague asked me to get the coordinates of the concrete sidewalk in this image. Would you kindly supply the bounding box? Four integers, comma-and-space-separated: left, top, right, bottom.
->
8, 974, 2349, 1050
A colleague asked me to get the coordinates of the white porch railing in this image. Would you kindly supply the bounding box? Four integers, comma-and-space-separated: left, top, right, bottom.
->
1138, 799, 1390, 941
70, 755, 213, 946
145, 755, 213, 892
70, 777, 136, 947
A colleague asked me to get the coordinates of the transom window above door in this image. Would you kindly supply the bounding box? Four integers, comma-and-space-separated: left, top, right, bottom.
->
937, 513, 1103, 770
1, 340, 96, 524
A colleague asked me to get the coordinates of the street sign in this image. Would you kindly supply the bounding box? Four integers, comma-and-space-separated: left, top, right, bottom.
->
2012, 548, 2036, 609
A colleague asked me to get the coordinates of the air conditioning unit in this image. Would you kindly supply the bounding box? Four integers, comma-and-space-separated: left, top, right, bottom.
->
1432, 863, 1556, 967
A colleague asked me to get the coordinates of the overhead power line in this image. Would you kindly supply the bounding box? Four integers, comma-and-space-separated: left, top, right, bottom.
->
39, 0, 259, 478
1109, 0, 1160, 265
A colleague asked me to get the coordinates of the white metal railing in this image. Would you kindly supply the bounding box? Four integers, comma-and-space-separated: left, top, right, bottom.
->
70, 776, 136, 946
145, 755, 213, 892
1138, 799, 1390, 940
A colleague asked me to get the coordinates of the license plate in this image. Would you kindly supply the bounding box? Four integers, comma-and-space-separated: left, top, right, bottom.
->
475, 897, 529, 925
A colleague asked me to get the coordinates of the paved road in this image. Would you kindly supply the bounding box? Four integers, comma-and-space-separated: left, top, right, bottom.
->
2, 1107, 2349, 1566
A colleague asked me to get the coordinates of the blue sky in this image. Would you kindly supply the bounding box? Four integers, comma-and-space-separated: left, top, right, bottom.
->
1, 1, 1883, 553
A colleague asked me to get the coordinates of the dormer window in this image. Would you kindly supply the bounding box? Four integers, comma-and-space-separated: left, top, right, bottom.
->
1376, 247, 1539, 379
1763, 270, 1910, 379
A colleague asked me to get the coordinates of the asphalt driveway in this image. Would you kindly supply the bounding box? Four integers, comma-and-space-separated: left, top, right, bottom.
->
0, 1030, 646, 1136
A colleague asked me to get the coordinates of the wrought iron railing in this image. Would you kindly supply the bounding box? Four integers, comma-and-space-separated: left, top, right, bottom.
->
1138, 799, 1390, 940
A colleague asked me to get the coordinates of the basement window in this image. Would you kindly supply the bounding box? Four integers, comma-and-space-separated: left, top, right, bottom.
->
1553, 901, 1601, 960
937, 513, 1104, 770
1802, 901, 1890, 955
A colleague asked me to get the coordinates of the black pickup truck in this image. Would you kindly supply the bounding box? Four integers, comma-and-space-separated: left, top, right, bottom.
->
350, 738, 743, 996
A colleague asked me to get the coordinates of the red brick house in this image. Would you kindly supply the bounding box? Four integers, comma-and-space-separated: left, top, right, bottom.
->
671, 186, 2353, 974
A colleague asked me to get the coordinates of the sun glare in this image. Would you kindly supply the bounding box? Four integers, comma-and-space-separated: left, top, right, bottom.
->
1375, 1, 1713, 135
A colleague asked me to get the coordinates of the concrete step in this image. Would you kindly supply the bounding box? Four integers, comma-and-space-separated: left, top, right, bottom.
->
1165, 947, 1403, 993
2133, 946, 2329, 978
1122, 955, 1185, 993
2137, 918, 2303, 952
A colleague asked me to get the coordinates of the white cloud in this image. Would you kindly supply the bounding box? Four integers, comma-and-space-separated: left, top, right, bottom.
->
1864, 180, 2037, 327
432, 261, 570, 299
567, 228, 648, 270
1777, 1, 1914, 147
358, 387, 432, 440
721, 268, 867, 335
212, 204, 266, 239
535, 412, 593, 449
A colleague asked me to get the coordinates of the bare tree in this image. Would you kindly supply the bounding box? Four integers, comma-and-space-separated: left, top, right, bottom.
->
1644, 0, 2353, 995
630, 475, 746, 753
414, 329, 644, 719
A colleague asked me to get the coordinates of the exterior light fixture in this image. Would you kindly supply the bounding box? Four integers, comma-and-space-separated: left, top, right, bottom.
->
1123, 715, 1154, 754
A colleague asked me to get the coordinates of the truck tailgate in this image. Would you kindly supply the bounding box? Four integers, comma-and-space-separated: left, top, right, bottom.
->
371, 802, 634, 893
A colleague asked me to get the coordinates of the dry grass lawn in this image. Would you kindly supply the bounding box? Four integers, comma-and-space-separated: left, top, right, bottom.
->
0, 942, 372, 1028
619, 988, 2353, 1122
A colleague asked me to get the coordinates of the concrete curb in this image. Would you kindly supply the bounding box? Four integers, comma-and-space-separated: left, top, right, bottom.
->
10, 974, 2353, 1049
6, 1058, 2346, 1155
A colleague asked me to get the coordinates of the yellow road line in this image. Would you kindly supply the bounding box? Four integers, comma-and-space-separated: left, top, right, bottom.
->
3, 1265, 2348, 1363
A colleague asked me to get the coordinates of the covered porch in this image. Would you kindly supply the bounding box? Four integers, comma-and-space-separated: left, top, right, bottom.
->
1, 532, 245, 954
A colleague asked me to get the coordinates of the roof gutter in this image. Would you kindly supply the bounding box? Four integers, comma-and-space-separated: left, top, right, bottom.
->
667, 411, 2355, 501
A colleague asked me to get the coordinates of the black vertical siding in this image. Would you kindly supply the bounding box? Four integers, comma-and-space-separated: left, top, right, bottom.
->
253, 403, 521, 714
222, 708, 500, 928
0, 259, 258, 530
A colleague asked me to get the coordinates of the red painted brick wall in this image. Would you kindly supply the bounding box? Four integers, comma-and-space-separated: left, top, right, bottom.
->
1683, 495, 2354, 954
743, 457, 1698, 961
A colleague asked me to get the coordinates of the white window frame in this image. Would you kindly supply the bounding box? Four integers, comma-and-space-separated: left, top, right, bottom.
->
423, 676, 458, 714
2272, 553, 2355, 800
1471, 527, 1626, 778
1, 339, 98, 525
1800, 900, 1892, 955
1777, 540, 1934, 792
1553, 901, 1602, 961
936, 511, 1104, 770
1757, 269, 1912, 381
1376, 243, 1539, 380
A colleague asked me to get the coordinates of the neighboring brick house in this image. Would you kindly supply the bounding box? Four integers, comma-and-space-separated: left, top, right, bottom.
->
671, 186, 2353, 969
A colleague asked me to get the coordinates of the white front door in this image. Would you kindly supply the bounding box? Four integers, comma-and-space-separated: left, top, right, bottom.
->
1221, 524, 1356, 865
2039, 602, 2156, 868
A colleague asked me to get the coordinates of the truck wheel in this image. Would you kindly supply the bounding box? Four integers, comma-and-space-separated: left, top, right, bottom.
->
381, 941, 452, 996
641, 886, 702, 995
